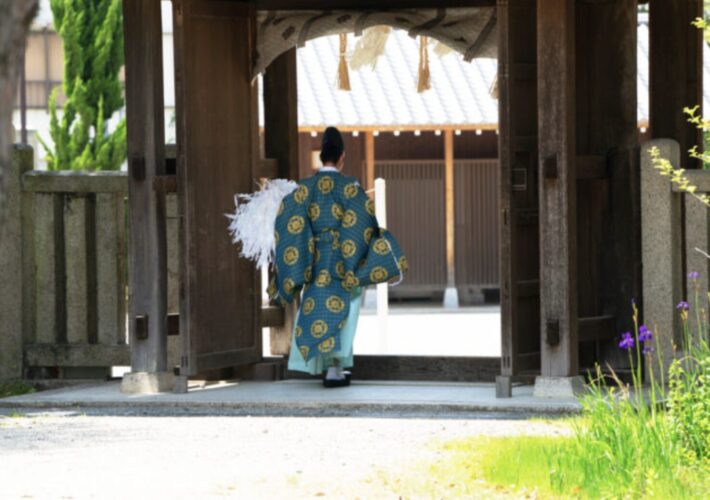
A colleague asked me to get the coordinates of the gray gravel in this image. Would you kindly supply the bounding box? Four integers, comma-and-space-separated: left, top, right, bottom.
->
0, 412, 570, 499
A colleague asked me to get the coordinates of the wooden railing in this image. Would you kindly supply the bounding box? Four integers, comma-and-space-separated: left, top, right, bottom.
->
0, 145, 285, 380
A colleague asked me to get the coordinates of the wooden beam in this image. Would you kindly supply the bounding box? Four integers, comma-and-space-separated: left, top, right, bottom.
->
122, 0, 168, 374
365, 131, 375, 192
260, 306, 286, 328
263, 48, 300, 180
254, 158, 279, 179
444, 129, 456, 289
649, 0, 703, 169
256, 0, 496, 10
263, 47, 300, 357
575, 155, 607, 180
25, 344, 130, 367
22, 171, 128, 193
537, 0, 578, 377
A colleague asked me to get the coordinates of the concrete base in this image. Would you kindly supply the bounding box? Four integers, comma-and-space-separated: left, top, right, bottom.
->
1, 379, 582, 416
121, 371, 175, 394
533, 376, 585, 399
443, 286, 459, 309
495, 375, 512, 398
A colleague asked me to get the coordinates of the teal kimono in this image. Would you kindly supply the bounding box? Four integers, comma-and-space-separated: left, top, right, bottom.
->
268, 169, 407, 363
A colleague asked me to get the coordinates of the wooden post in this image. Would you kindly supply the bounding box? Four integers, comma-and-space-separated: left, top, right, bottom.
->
263, 48, 300, 358
649, 0, 703, 169
0, 146, 33, 380
443, 129, 458, 308
264, 48, 300, 181
121, 0, 172, 393
365, 131, 375, 193
535, 0, 581, 395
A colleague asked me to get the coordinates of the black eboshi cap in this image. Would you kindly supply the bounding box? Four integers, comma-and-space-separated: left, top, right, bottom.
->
320, 126, 345, 165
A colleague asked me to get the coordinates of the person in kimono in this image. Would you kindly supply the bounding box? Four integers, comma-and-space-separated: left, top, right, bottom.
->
268, 127, 407, 387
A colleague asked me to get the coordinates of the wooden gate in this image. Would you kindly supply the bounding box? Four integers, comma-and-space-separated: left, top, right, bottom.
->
497, 0, 541, 396
173, 0, 261, 375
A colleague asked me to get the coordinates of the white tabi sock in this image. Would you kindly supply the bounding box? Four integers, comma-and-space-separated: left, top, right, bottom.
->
325, 366, 345, 380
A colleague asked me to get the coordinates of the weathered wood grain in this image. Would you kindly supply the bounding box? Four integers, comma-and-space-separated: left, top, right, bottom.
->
22, 170, 127, 193
123, 0, 168, 373
173, 0, 261, 375
537, 0, 577, 377
497, 0, 540, 396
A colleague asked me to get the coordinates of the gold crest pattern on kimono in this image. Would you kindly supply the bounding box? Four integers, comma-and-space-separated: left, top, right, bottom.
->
270, 170, 407, 362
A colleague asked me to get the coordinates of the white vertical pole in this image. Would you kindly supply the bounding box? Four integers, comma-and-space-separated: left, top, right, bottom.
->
374, 177, 389, 352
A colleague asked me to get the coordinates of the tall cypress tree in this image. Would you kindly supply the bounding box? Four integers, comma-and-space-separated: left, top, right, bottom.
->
40, 0, 126, 171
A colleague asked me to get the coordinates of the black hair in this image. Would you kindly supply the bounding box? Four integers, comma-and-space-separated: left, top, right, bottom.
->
320, 126, 345, 165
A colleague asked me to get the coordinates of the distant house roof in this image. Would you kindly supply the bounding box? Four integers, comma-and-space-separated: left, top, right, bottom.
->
292, 17, 710, 130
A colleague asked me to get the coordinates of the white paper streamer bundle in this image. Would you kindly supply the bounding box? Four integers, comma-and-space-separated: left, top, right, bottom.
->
226, 178, 298, 269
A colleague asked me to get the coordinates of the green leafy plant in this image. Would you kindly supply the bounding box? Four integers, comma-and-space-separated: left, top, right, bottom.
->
39, 0, 126, 171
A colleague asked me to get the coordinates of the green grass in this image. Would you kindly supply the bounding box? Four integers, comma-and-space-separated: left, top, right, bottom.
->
389, 432, 709, 499
0, 380, 35, 399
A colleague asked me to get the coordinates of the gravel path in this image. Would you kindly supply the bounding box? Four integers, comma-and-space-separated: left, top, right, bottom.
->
0, 411, 570, 499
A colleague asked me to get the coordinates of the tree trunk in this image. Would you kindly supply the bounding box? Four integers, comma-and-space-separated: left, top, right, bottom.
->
0, 0, 37, 215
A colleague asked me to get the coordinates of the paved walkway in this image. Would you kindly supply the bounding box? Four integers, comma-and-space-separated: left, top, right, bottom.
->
1, 380, 580, 416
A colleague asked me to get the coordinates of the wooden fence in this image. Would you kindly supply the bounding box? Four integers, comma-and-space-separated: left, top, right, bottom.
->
375, 159, 500, 303
0, 146, 181, 380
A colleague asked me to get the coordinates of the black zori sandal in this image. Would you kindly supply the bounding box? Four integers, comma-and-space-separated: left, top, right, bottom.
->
323, 376, 350, 388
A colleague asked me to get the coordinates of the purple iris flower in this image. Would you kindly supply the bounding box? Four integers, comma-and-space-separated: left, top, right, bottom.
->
677, 301, 690, 311
643, 344, 655, 355
638, 325, 653, 342
619, 332, 635, 350
688, 271, 701, 280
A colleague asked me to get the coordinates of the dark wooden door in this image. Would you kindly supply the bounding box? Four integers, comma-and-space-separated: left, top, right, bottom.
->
173, 0, 261, 375
497, 0, 541, 395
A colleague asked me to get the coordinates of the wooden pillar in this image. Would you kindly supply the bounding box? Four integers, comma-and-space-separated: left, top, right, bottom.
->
365, 131, 375, 193
263, 48, 300, 357
264, 48, 300, 181
649, 0, 703, 169
121, 0, 171, 392
443, 129, 458, 308
536, 0, 579, 383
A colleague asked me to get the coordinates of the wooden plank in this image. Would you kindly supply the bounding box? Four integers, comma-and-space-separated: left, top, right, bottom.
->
537, 0, 578, 377
95, 193, 127, 345
22, 170, 127, 193
174, 0, 261, 375
576, 0, 639, 370
34, 194, 65, 344
260, 306, 285, 328
649, 0, 703, 170
152, 174, 177, 193
254, 158, 279, 179
256, 0, 496, 9
578, 315, 616, 343
25, 344, 130, 367
444, 130, 456, 289
263, 48, 300, 181
64, 195, 97, 344
576, 155, 607, 180
365, 131, 375, 192
497, 0, 540, 395
123, 0, 168, 372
